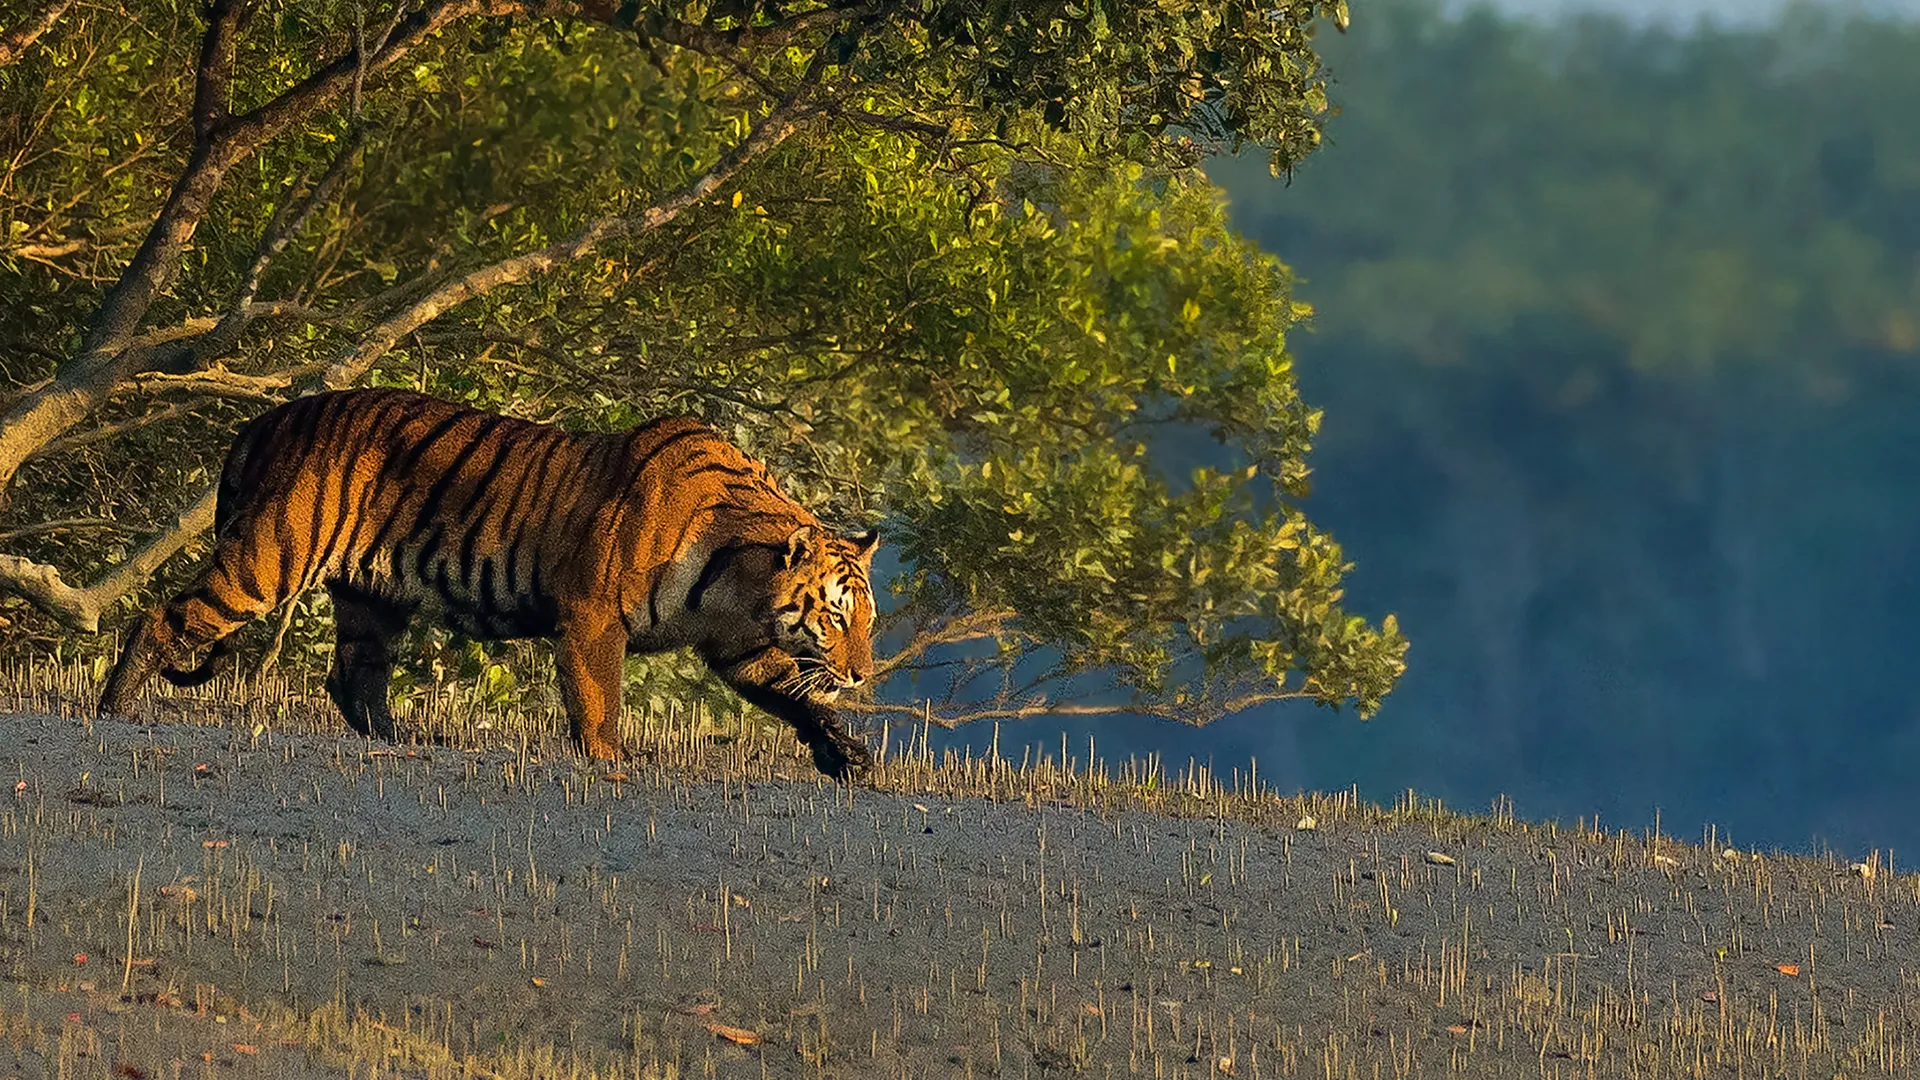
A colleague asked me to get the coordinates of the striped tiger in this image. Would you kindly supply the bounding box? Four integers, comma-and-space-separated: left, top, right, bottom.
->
97, 388, 879, 779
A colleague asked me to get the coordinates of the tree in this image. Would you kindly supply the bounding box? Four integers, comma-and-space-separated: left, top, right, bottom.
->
0, 0, 1404, 729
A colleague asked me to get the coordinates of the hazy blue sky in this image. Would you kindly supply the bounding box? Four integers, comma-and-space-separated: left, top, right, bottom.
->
1464, 0, 1920, 23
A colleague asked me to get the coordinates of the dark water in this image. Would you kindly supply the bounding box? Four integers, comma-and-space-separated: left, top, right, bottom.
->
926, 356, 1920, 859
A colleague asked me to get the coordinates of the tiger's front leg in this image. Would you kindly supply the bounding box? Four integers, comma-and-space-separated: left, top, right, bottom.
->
709, 646, 873, 781
556, 611, 629, 761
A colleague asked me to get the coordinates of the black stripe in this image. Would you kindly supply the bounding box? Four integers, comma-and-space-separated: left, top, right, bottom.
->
678, 461, 759, 485
477, 558, 499, 635
600, 426, 714, 540
273, 499, 297, 603
452, 431, 525, 597
386, 409, 473, 483
404, 415, 509, 543
528, 558, 553, 625
189, 586, 249, 624
687, 544, 763, 611
327, 397, 411, 573
356, 408, 476, 569
500, 435, 563, 606
709, 641, 775, 671
297, 394, 351, 589
433, 552, 457, 611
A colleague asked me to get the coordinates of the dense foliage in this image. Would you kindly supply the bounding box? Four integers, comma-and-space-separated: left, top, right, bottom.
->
0, 0, 1404, 728
1214, 0, 1920, 844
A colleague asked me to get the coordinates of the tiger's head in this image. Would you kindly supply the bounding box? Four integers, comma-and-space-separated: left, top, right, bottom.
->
768, 524, 880, 701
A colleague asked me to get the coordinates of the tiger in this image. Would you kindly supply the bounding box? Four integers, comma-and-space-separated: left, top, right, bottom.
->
97, 388, 879, 779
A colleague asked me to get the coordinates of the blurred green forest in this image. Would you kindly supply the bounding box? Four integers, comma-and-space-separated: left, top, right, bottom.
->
1204, 0, 1920, 851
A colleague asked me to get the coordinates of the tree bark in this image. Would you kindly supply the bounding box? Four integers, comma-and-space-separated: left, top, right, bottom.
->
0, 0, 526, 503
0, 0, 71, 69
0, 487, 215, 632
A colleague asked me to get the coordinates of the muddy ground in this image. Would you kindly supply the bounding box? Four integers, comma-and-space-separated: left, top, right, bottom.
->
0, 707, 1914, 1079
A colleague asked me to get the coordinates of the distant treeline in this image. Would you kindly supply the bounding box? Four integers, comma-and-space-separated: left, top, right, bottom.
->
1212, 0, 1920, 851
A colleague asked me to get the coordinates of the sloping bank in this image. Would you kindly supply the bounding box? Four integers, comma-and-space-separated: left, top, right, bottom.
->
0, 700, 1911, 1079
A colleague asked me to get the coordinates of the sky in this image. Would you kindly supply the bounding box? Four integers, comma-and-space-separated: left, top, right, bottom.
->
1465, 0, 1920, 24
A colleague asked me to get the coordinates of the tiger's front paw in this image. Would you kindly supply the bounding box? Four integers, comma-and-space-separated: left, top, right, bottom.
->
806, 730, 873, 782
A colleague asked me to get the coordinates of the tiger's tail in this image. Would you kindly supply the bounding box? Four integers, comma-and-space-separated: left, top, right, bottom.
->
159, 637, 238, 687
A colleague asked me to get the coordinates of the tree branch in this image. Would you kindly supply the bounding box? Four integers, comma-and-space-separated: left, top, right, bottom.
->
0, 517, 119, 543
844, 688, 1318, 729
123, 367, 313, 403
314, 76, 821, 390
140, 129, 370, 379
873, 608, 1017, 677
0, 487, 216, 632
0, 0, 71, 69
0, 0, 554, 502
28, 403, 197, 460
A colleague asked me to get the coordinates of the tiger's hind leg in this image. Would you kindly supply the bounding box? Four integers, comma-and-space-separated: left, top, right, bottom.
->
325, 583, 412, 742
98, 548, 275, 716
99, 607, 170, 716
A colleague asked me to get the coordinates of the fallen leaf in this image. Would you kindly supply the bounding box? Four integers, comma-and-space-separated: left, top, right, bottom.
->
604, 771, 630, 783
201, 840, 229, 849
230, 1044, 257, 1055
159, 884, 198, 903
530, 976, 547, 987
1426, 851, 1457, 866
1850, 862, 1875, 880
1700, 990, 1718, 1003
1774, 964, 1800, 977
1081, 1003, 1102, 1016
1295, 814, 1317, 831
704, 1022, 760, 1046
72, 953, 87, 965
1446, 1024, 1469, 1035
678, 1003, 718, 1017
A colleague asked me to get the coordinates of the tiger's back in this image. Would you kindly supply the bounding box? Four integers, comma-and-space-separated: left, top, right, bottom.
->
207, 389, 801, 637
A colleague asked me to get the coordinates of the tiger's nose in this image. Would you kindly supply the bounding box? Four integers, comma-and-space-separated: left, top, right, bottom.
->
845, 669, 866, 688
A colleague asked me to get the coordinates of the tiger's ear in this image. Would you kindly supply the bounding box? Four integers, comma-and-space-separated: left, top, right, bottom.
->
848, 529, 880, 563
784, 524, 821, 567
